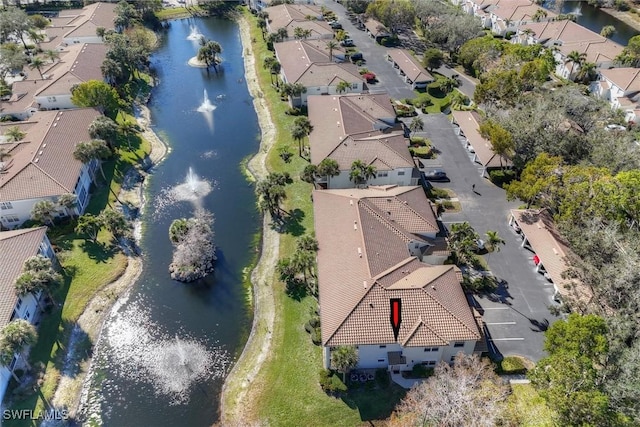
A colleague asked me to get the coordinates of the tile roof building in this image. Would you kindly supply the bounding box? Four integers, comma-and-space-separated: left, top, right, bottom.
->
1, 44, 108, 119
274, 41, 364, 106
314, 186, 480, 371
264, 4, 333, 40
0, 108, 101, 228
307, 94, 417, 188
0, 226, 56, 402
509, 209, 593, 307
451, 111, 513, 176
386, 49, 434, 89
591, 68, 640, 123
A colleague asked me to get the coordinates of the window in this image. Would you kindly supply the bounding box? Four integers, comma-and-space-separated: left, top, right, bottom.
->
397, 171, 405, 176
15, 298, 22, 311
0, 202, 12, 210
78, 186, 87, 206
422, 361, 436, 366
377, 171, 388, 178
24, 310, 30, 320
424, 347, 438, 352
5, 215, 20, 223
450, 356, 456, 362
454, 342, 464, 348
431, 347, 438, 352
379, 345, 387, 349
351, 83, 358, 89
377, 359, 385, 362
9, 356, 17, 371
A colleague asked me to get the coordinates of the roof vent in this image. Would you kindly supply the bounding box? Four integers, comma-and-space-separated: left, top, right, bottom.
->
353, 221, 357, 230
552, 247, 558, 255
349, 200, 353, 206
363, 280, 367, 289
369, 303, 374, 308
431, 286, 436, 290
34, 158, 39, 163
357, 247, 362, 257
38, 151, 43, 155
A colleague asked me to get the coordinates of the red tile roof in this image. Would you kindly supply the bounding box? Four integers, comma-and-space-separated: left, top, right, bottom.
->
0, 227, 47, 325
314, 187, 479, 347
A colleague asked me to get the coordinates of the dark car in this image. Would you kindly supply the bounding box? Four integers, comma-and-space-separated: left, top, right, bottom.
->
349, 52, 363, 62
340, 39, 354, 47
330, 21, 343, 29
422, 169, 448, 181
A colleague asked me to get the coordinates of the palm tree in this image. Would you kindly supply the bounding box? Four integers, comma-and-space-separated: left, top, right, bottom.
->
43, 49, 59, 64
197, 38, 222, 75
75, 213, 103, 243
5, 126, 25, 142
281, 83, 307, 106
57, 193, 78, 217
325, 40, 338, 61
291, 117, 313, 157
0, 148, 11, 162
409, 117, 424, 136
73, 139, 111, 182
301, 164, 319, 185
30, 200, 56, 226
293, 27, 312, 40
436, 76, 459, 94
565, 50, 586, 79
258, 18, 267, 39
485, 230, 505, 261
28, 56, 46, 79
100, 208, 130, 239
576, 62, 597, 84
336, 80, 350, 94
14, 255, 61, 307
349, 160, 377, 187
532, 9, 547, 22
448, 222, 480, 265
276, 27, 288, 42
256, 179, 287, 218
0, 320, 37, 382
331, 346, 358, 382
263, 56, 281, 86
27, 29, 45, 50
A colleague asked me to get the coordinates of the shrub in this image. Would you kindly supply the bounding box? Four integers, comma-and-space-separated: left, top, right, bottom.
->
615, 0, 630, 10
428, 187, 450, 200
498, 356, 528, 374
410, 136, 429, 146
319, 369, 347, 393
411, 364, 433, 378
285, 107, 302, 116
395, 104, 416, 117
309, 316, 320, 328
412, 93, 434, 109
304, 321, 313, 334
311, 327, 322, 345
489, 169, 516, 187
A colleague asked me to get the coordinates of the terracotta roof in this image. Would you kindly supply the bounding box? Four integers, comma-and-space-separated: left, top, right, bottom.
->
264, 4, 330, 36
63, 2, 117, 39
511, 209, 593, 305
297, 62, 363, 87
387, 49, 434, 84
558, 39, 623, 65
364, 18, 390, 38
0, 108, 101, 201
314, 187, 477, 347
600, 68, 640, 94
322, 131, 413, 171
519, 20, 602, 45
275, 39, 338, 81
308, 93, 398, 163
452, 110, 512, 168
0, 227, 48, 325
487, 0, 555, 22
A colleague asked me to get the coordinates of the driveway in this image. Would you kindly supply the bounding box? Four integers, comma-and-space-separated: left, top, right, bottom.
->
415, 114, 560, 362
315, 0, 415, 100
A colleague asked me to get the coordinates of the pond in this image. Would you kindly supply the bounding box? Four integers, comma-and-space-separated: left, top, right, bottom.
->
79, 16, 260, 427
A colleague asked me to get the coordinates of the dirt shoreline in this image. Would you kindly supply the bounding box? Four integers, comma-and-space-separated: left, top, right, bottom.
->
599, 7, 640, 34
48, 104, 169, 417
219, 15, 279, 425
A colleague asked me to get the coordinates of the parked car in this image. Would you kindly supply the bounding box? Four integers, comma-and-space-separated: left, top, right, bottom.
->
349, 52, 363, 62
340, 38, 354, 47
422, 169, 448, 181
330, 21, 343, 29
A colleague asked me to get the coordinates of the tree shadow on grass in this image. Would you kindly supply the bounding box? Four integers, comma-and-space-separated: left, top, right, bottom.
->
340, 379, 406, 422
270, 208, 306, 236
284, 278, 308, 301
51, 319, 91, 380
79, 240, 118, 263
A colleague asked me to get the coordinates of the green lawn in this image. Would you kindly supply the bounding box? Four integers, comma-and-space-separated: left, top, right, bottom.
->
4, 108, 150, 425
241, 11, 405, 425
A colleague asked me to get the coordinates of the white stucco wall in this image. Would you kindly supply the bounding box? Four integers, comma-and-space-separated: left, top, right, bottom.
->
325, 167, 415, 189
36, 94, 75, 111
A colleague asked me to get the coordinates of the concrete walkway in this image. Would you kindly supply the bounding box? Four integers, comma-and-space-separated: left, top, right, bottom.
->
390, 371, 423, 389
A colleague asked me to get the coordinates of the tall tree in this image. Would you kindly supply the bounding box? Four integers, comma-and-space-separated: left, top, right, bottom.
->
448, 222, 480, 265
479, 120, 514, 170
291, 117, 313, 157
71, 80, 121, 117
57, 193, 78, 217
75, 213, 103, 243
30, 200, 56, 226
325, 40, 338, 62
565, 50, 587, 79
392, 353, 508, 427
5, 126, 25, 142
422, 48, 444, 72
331, 345, 358, 382
409, 116, 424, 136
88, 116, 119, 149
505, 153, 563, 209
14, 255, 61, 306
73, 139, 112, 182
0, 320, 37, 381
197, 38, 222, 74
99, 208, 130, 239
601, 25, 616, 38
27, 56, 45, 79
529, 314, 614, 426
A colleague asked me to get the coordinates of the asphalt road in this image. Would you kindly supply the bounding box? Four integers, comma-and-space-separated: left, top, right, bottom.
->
413, 114, 561, 362
317, 0, 559, 362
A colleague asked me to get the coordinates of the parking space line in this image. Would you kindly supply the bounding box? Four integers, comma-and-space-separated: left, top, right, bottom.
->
486, 322, 516, 325
489, 338, 525, 341
482, 307, 510, 310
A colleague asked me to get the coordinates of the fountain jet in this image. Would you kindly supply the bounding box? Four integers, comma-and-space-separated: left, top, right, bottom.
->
186, 25, 203, 41
196, 89, 216, 113
170, 167, 212, 202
